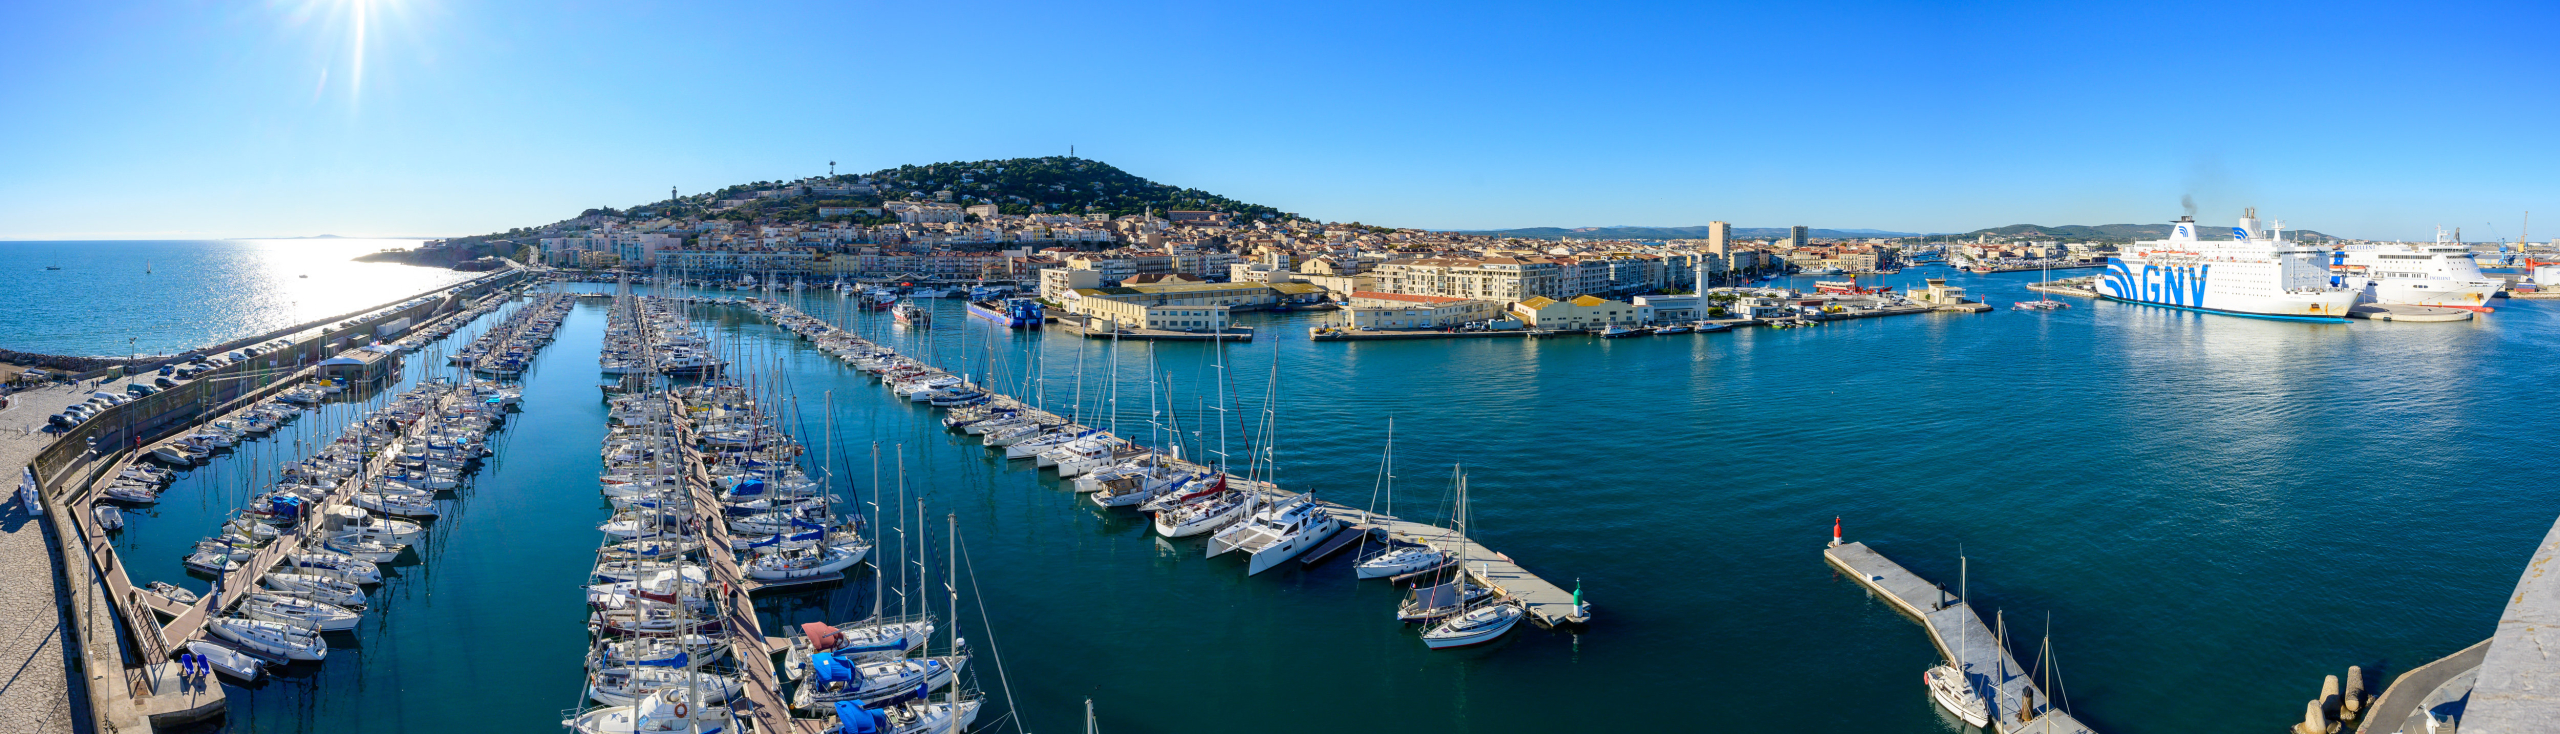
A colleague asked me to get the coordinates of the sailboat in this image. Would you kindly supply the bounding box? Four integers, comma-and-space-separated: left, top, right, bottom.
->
1396, 468, 1497, 622
1926, 555, 1990, 727
1355, 432, 1454, 579
1418, 470, 1524, 648
2013, 255, 2070, 310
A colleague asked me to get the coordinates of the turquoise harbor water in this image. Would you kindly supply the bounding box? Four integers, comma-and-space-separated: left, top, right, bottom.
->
105, 266, 2560, 733
0, 240, 469, 357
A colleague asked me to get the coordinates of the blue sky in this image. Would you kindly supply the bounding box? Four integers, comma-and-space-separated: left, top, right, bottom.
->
1, 1, 2552, 241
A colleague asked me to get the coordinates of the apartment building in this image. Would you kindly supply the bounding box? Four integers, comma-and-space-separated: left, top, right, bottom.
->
1374, 256, 1565, 302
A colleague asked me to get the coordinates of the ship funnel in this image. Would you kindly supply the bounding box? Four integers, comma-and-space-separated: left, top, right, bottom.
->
2234, 208, 2260, 240
2170, 215, 2198, 242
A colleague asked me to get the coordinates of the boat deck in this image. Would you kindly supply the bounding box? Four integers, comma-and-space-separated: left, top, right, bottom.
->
1824, 541, 2097, 734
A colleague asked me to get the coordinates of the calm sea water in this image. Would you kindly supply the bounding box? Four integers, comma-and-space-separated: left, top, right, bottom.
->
115, 267, 2560, 734
0, 240, 472, 357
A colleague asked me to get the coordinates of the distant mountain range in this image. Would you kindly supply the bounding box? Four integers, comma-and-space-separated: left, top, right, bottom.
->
1452, 225, 1922, 241
1956, 223, 2333, 242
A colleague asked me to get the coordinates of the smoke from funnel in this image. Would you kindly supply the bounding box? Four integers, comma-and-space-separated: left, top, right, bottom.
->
2181, 195, 2197, 217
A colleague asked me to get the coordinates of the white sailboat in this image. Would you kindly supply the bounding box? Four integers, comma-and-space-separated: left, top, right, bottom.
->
1419, 470, 1523, 649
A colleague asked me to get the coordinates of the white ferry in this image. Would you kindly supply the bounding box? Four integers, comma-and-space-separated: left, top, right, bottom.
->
2329, 228, 2500, 312
2095, 210, 2358, 322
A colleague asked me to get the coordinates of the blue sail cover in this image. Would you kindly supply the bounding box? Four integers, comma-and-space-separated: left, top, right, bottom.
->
786, 530, 824, 542
634, 652, 689, 668
268, 495, 304, 518
833, 702, 888, 734
810, 652, 855, 685
748, 535, 782, 548
790, 518, 827, 531
728, 478, 768, 497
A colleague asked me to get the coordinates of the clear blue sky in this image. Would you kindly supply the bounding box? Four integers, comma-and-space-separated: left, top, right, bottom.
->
2, 1, 2552, 241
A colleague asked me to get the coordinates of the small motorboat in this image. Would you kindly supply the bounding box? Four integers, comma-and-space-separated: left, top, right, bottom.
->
147, 581, 200, 604
94, 505, 125, 532
186, 640, 264, 682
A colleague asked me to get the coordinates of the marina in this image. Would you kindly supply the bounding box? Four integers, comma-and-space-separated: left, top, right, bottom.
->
4, 262, 2558, 734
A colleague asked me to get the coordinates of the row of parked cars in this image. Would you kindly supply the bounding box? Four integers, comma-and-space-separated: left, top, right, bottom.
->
48, 339, 300, 430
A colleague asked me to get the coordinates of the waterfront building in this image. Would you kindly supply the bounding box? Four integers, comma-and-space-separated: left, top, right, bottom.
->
1341, 292, 1503, 329
1511, 294, 1640, 330
1376, 256, 1565, 302
1039, 268, 1105, 301
1073, 298, 1232, 332
1631, 294, 1706, 322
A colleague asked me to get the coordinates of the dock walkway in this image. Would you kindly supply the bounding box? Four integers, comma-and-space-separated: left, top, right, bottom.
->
1825, 541, 2097, 734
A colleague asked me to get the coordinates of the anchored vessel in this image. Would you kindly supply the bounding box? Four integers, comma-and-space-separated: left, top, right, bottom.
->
2095, 210, 2359, 322
2331, 227, 2501, 311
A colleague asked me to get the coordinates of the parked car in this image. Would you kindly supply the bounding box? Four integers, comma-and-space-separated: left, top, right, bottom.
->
126, 384, 158, 397
49, 413, 77, 429
154, 376, 178, 389
159, 364, 178, 376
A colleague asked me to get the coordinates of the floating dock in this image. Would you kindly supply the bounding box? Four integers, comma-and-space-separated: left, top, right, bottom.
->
1824, 541, 2098, 734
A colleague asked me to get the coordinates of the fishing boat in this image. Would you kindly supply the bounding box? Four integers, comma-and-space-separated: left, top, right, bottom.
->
1597, 324, 1645, 338
891, 299, 929, 327
964, 298, 1044, 329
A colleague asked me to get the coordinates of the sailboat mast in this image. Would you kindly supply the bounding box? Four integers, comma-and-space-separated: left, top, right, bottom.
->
896, 444, 908, 618
872, 442, 883, 619
947, 512, 959, 693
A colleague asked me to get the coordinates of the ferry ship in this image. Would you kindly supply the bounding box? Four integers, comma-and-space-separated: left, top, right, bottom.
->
2329, 228, 2500, 312
2094, 210, 2358, 322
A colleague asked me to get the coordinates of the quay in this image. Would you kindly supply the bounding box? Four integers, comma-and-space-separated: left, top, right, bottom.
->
7, 267, 534, 733
1052, 313, 1253, 341
1309, 328, 1541, 341
1824, 540, 2098, 734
